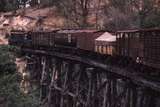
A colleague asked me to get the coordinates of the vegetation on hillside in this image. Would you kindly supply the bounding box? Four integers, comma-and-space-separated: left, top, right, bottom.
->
0, 45, 39, 107
0, 0, 160, 30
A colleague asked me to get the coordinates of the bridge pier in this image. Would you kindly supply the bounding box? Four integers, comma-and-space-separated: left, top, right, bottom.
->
35, 56, 42, 83
40, 56, 52, 104
47, 58, 64, 107
48, 58, 56, 107
20, 56, 32, 94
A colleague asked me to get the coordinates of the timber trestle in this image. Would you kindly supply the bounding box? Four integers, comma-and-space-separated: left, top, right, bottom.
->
23, 47, 160, 107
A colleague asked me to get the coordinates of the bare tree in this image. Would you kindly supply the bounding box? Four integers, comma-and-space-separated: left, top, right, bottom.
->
132, 0, 159, 28
103, 0, 141, 30
29, 0, 39, 7
103, 0, 160, 30
56, 0, 91, 28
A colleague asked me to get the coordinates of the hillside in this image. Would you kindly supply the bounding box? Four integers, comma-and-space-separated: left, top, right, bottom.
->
0, 7, 65, 31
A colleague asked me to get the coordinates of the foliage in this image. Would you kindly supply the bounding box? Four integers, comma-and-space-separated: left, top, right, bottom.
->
55, 0, 92, 28
0, 0, 19, 12
29, 0, 39, 7
0, 45, 39, 107
104, 0, 160, 30
0, 0, 6, 12
0, 45, 16, 75
0, 74, 39, 107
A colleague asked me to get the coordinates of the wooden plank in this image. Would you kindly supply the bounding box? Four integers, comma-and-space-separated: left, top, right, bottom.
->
21, 48, 160, 92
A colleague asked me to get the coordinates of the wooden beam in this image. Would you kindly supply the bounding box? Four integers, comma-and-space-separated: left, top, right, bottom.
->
21, 48, 160, 92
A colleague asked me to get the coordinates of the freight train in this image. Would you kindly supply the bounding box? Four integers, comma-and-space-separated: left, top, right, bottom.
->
116, 29, 160, 69
9, 30, 104, 50
9, 29, 160, 69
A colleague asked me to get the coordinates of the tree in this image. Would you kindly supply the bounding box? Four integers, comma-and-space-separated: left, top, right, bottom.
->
56, 0, 91, 28
0, 0, 6, 12
19, 0, 29, 8
103, 0, 139, 30
0, 45, 39, 107
0, 45, 16, 75
135, 0, 160, 28
0, 0, 21, 12
103, 0, 160, 30
36, 0, 57, 7
29, 0, 39, 7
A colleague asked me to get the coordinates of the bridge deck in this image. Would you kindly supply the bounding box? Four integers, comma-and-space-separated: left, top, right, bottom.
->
22, 48, 160, 92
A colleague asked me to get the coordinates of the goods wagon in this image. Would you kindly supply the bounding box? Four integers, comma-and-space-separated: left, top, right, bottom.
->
56, 30, 104, 51
9, 30, 31, 47
116, 30, 143, 60
116, 29, 160, 69
141, 29, 160, 68
29, 31, 54, 48
95, 32, 116, 55
9, 30, 104, 51
30, 30, 103, 50
30, 31, 77, 48
54, 33, 77, 47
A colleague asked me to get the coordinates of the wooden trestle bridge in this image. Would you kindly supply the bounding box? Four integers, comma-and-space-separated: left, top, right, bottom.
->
19, 46, 160, 107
